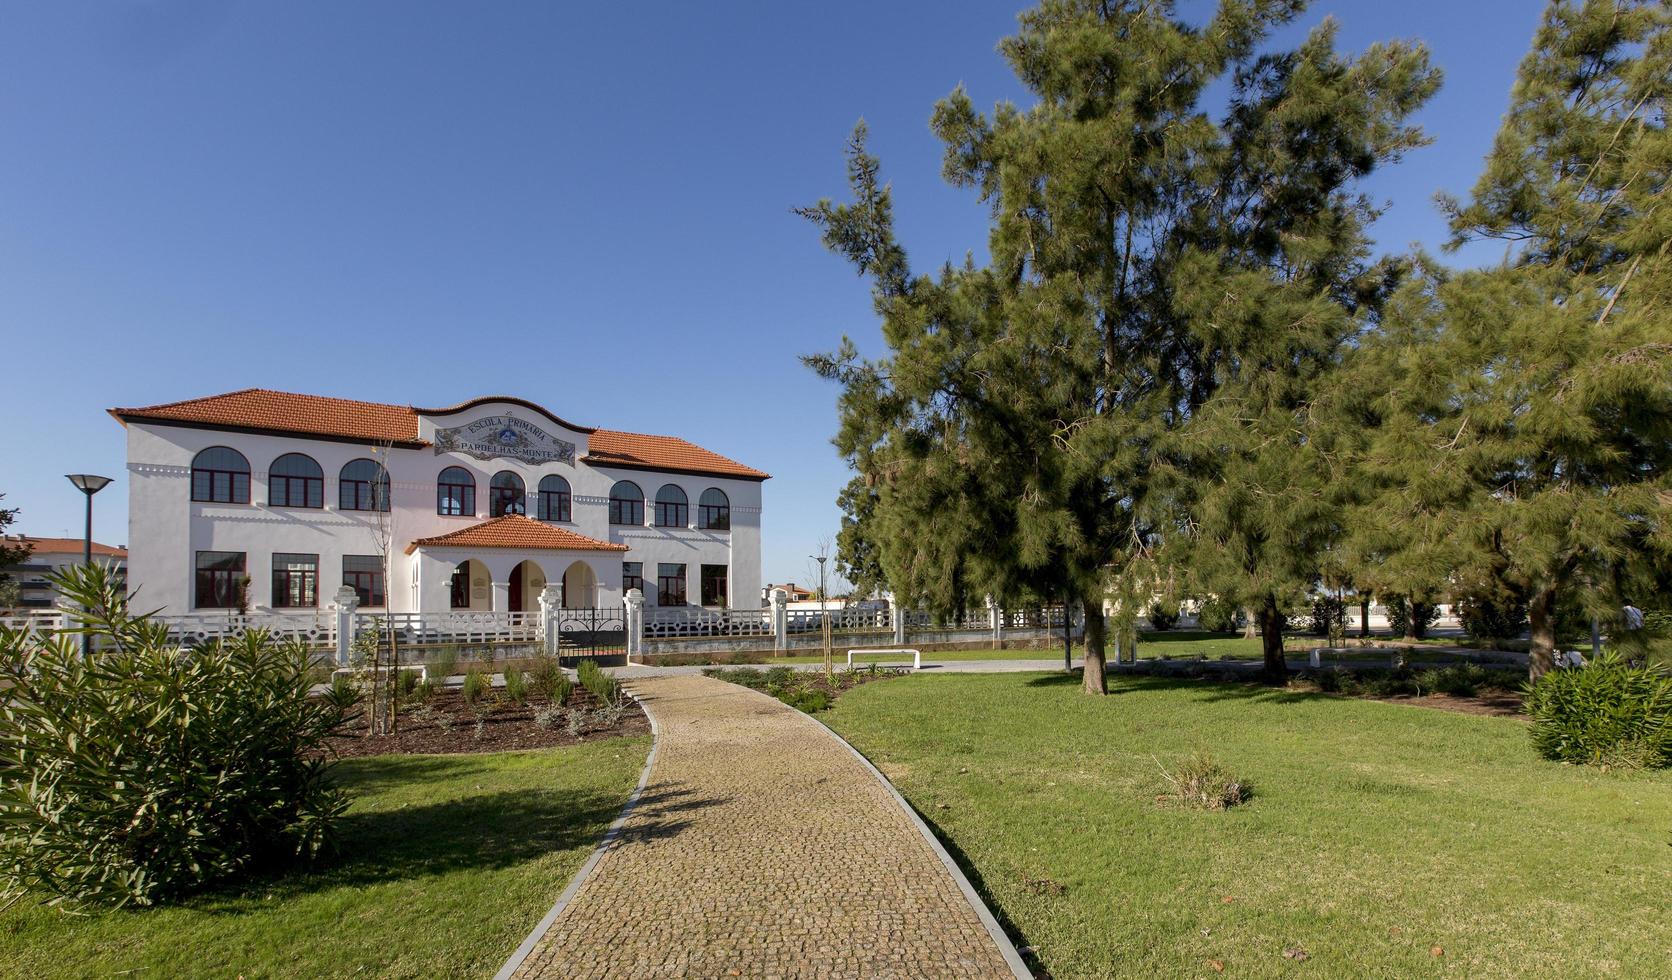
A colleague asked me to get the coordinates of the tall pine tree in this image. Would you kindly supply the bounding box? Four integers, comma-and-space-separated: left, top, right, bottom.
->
802, 0, 1437, 690
1431, 0, 1672, 677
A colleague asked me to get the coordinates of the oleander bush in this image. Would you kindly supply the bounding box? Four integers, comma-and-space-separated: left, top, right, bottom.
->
1194, 597, 1242, 633
1524, 654, 1672, 769
0, 564, 347, 908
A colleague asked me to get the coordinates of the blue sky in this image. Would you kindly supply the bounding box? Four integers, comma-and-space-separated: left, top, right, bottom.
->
1, 0, 1544, 590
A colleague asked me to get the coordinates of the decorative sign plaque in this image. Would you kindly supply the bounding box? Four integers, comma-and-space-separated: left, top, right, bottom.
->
433, 414, 576, 465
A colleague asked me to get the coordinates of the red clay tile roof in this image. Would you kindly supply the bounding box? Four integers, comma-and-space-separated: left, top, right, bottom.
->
110, 388, 769, 480
404, 514, 628, 554
4, 536, 127, 559
585, 430, 769, 481
110, 388, 425, 447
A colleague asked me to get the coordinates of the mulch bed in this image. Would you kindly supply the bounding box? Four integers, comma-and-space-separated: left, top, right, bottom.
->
324, 685, 650, 758
1364, 691, 1526, 718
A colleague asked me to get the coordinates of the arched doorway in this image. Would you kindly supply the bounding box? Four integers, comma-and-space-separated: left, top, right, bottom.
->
561, 561, 598, 609
450, 559, 491, 610
508, 560, 546, 613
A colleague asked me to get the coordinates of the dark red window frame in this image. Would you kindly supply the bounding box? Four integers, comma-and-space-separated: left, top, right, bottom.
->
342, 555, 385, 607
195, 550, 246, 608
700, 564, 728, 607
438, 467, 475, 516
272, 553, 319, 608
622, 561, 644, 595
609, 482, 644, 526
656, 563, 687, 606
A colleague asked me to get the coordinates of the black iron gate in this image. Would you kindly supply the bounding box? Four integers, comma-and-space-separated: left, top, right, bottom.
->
556, 607, 627, 666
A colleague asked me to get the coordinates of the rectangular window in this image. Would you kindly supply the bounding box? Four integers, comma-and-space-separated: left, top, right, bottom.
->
539, 490, 571, 522
271, 553, 319, 608
270, 474, 323, 508
698, 503, 730, 530
622, 561, 644, 596
438, 483, 474, 516
343, 555, 385, 608
195, 551, 246, 609
610, 496, 643, 526
655, 499, 688, 528
700, 564, 728, 607
656, 563, 687, 606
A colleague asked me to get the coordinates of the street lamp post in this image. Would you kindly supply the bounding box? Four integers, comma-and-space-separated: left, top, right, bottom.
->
65, 473, 113, 655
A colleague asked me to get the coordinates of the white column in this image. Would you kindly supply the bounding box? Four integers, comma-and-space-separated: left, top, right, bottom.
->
770, 587, 788, 655
624, 588, 645, 661
332, 585, 359, 667
539, 583, 563, 656
491, 580, 510, 613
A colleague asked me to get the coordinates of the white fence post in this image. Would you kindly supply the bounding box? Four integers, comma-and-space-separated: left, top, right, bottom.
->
988, 597, 1002, 647
892, 602, 906, 645
332, 586, 359, 666
624, 588, 644, 660
771, 588, 788, 655
539, 584, 563, 656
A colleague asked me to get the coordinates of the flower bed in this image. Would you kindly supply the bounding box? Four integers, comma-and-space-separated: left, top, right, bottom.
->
325, 682, 648, 757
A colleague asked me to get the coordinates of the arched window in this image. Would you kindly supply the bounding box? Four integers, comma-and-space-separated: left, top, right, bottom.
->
537, 474, 571, 522
489, 471, 526, 517
654, 484, 688, 528
437, 466, 476, 516
339, 459, 390, 512
191, 446, 250, 503
608, 481, 643, 525
268, 453, 323, 508
698, 488, 730, 530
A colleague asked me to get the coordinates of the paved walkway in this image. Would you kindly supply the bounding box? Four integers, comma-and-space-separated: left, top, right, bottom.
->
506, 674, 1022, 979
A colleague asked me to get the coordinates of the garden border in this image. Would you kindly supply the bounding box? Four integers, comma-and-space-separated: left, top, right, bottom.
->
798, 707, 1034, 979
492, 684, 661, 980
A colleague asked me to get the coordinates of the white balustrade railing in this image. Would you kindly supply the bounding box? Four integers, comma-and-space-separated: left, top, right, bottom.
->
785, 606, 892, 634
378, 610, 543, 646
0, 611, 66, 634
156, 612, 337, 646
645, 606, 773, 638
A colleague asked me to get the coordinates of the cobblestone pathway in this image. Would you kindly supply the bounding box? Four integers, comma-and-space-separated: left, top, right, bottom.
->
507, 674, 1022, 979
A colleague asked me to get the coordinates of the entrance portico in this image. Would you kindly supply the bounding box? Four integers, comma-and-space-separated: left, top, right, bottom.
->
406, 514, 628, 612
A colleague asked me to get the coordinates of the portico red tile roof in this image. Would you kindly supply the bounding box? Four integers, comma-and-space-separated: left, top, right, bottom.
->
3, 536, 127, 559
109, 388, 769, 480
404, 514, 628, 554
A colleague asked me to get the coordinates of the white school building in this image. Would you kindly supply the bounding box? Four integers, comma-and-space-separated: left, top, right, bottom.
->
111, 389, 766, 619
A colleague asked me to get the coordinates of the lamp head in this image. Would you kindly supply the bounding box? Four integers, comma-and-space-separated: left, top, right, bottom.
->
66, 473, 113, 495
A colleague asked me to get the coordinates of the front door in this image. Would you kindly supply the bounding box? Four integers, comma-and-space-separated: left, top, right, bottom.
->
509, 563, 524, 613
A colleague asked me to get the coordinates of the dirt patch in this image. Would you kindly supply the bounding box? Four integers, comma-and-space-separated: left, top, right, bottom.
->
1366, 691, 1526, 719
324, 685, 649, 758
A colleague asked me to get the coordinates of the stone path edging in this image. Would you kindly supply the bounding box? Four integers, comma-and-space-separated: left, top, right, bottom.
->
493, 685, 662, 980
797, 707, 1034, 979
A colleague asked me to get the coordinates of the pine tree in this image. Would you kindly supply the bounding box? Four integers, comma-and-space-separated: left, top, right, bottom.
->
1431, 0, 1672, 678
802, 0, 1437, 690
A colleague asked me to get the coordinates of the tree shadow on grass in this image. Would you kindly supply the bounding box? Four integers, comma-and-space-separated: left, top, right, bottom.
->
1024, 668, 1328, 706
186, 782, 720, 916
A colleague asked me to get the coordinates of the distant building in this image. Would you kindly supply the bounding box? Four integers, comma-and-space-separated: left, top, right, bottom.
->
0, 536, 127, 609
762, 582, 815, 605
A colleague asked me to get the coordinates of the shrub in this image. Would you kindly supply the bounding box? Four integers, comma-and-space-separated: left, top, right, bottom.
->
1146, 601, 1178, 631
502, 666, 528, 705
1195, 597, 1242, 633
0, 565, 346, 908
324, 673, 362, 714
428, 646, 459, 681
1386, 596, 1440, 639
1524, 654, 1672, 768
1158, 753, 1250, 810
460, 667, 491, 705
576, 659, 619, 703
533, 706, 563, 730
1458, 593, 1528, 642
1310, 596, 1348, 639
528, 656, 569, 702
394, 666, 420, 700
785, 688, 831, 713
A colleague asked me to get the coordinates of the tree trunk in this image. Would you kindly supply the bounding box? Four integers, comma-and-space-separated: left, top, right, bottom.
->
1258, 595, 1287, 682
1241, 608, 1257, 641
1527, 587, 1559, 681
1401, 594, 1420, 643
1359, 595, 1370, 637
1082, 600, 1107, 695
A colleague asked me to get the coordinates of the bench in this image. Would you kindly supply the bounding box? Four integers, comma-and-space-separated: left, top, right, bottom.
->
845, 647, 922, 670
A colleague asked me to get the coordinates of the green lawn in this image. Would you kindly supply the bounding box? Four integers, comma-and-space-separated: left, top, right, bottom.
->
769, 647, 1067, 664
824, 673, 1672, 978
0, 738, 650, 979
